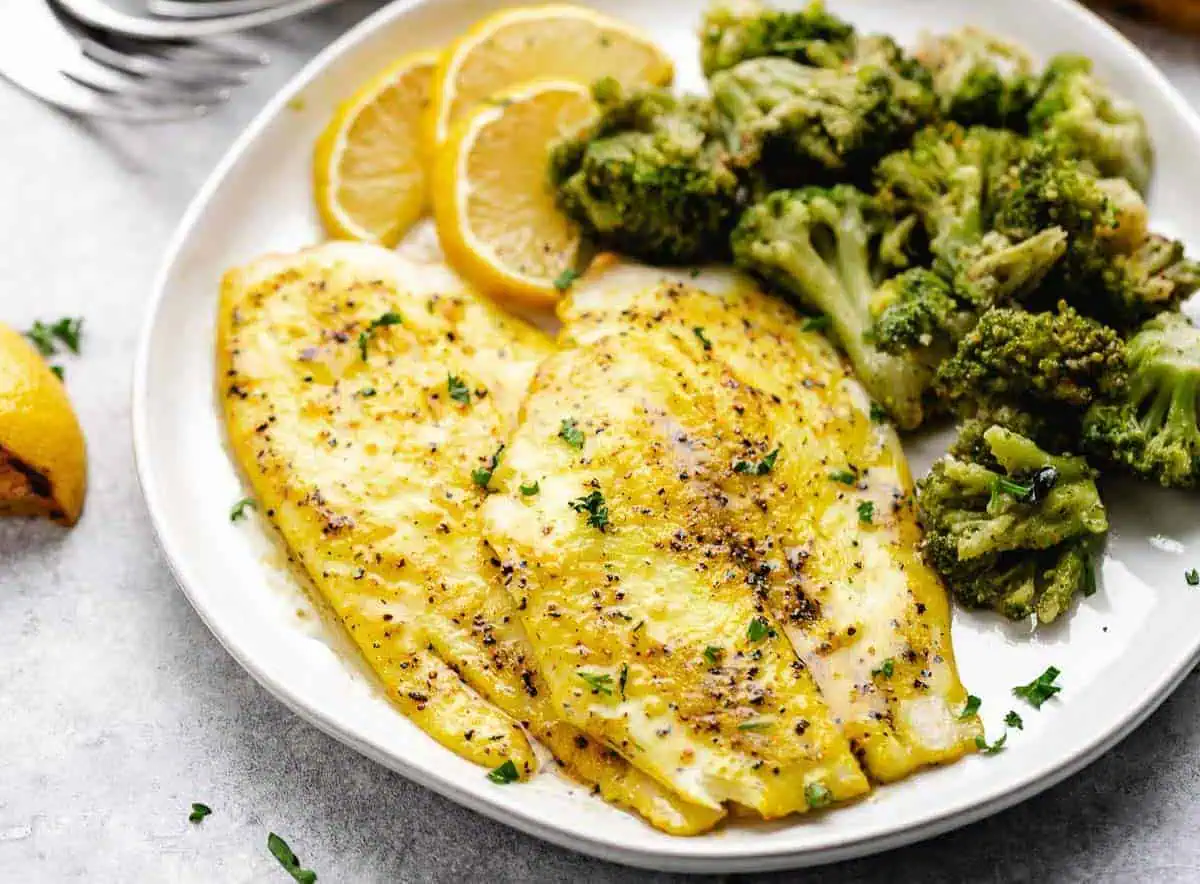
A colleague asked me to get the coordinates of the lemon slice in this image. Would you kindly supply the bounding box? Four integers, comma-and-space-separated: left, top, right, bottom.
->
425, 4, 672, 155
314, 49, 437, 247
0, 324, 86, 525
432, 79, 596, 307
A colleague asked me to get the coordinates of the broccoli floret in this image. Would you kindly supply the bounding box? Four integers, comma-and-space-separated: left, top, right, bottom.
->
1083, 313, 1200, 488
730, 185, 936, 429
1028, 53, 1153, 192
936, 303, 1127, 415
918, 425, 1107, 624
549, 79, 741, 264
875, 124, 1067, 308
1114, 235, 1200, 325
951, 405, 1080, 466
993, 148, 1198, 328
915, 27, 1038, 128
869, 267, 973, 356
699, 0, 856, 76
711, 52, 934, 184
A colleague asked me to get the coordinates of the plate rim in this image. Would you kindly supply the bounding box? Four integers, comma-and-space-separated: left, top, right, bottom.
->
130, 0, 1200, 872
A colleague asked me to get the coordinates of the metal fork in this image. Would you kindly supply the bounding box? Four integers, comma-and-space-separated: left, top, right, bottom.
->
54, 0, 343, 37
0, 0, 341, 122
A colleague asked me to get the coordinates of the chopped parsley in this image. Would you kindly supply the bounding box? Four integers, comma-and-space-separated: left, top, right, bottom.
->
829, 469, 856, 485
471, 444, 505, 490
26, 317, 83, 357
487, 760, 521, 784
1012, 666, 1062, 709
357, 386, 377, 398
734, 447, 780, 476
975, 732, 1007, 755
578, 670, 614, 695
801, 314, 830, 332
229, 497, 255, 522
267, 833, 317, 884
747, 616, 774, 642
869, 402, 888, 422
619, 663, 629, 698
693, 327, 713, 351
990, 468, 1058, 508
737, 720, 772, 731
991, 475, 1033, 502
1083, 555, 1098, 596
357, 311, 403, 361
804, 782, 833, 809
960, 694, 981, 719
569, 490, 609, 531
447, 374, 471, 404
1004, 710, 1024, 730
872, 658, 895, 679
553, 268, 580, 292
519, 480, 540, 496
50, 365, 65, 381
188, 802, 212, 823
558, 417, 585, 450
1187, 569, 1199, 587
857, 500, 875, 524
703, 645, 722, 665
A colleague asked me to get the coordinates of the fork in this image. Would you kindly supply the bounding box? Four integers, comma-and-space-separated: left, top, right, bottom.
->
0, 0, 339, 122
55, 0, 343, 37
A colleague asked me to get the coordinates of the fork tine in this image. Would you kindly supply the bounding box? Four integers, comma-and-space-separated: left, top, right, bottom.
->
147, 0, 299, 19
62, 54, 231, 105
79, 35, 251, 88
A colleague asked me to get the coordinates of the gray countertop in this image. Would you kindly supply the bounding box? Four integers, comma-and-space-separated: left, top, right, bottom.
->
4, 4, 1200, 881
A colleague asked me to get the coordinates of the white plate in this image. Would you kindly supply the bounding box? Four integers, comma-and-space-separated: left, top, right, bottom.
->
132, 0, 1200, 872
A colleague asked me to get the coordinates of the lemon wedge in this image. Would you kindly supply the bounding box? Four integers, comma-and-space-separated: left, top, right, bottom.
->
314, 49, 437, 247
432, 79, 596, 307
424, 5, 672, 155
0, 323, 86, 525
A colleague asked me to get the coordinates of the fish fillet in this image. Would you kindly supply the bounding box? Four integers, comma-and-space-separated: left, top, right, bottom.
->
482, 326, 871, 817
557, 260, 981, 782
218, 241, 721, 834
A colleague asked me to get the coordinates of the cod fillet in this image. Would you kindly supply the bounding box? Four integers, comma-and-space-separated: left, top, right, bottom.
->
218, 241, 721, 834
483, 327, 871, 817
557, 261, 981, 782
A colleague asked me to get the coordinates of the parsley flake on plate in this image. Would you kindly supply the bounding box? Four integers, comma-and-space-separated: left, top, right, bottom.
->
1013, 666, 1062, 709
188, 802, 211, 823
975, 732, 1007, 755
229, 497, 255, 522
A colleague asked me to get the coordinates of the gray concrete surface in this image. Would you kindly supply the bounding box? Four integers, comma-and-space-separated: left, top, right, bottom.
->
2, 3, 1199, 881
